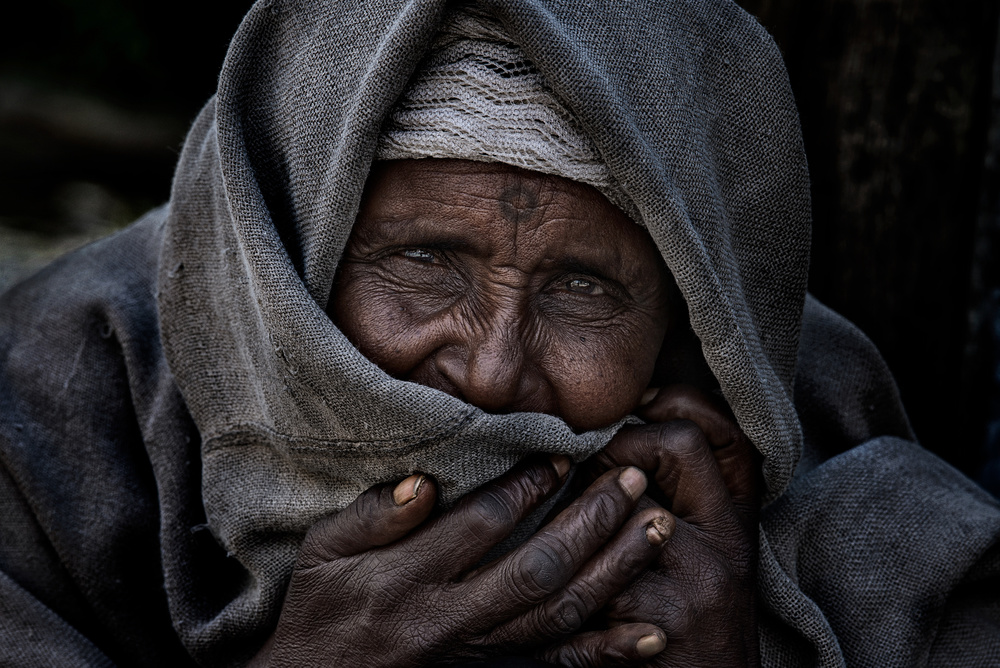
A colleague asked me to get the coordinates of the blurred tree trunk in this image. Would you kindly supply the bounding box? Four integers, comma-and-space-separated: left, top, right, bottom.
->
736, 0, 1000, 478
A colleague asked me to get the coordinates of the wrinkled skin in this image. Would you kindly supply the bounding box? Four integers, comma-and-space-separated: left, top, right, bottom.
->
332, 159, 673, 432
568, 386, 761, 668
251, 160, 760, 667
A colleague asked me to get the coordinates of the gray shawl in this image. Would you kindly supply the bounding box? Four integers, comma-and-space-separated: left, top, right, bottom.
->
1, 0, 998, 666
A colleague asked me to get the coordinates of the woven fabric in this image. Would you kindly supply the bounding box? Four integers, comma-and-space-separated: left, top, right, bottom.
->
1, 0, 998, 666
375, 8, 637, 220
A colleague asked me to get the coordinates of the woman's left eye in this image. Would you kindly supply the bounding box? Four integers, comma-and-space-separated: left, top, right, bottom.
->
566, 278, 605, 295
401, 248, 436, 262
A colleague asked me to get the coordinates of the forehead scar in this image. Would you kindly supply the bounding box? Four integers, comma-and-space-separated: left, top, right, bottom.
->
498, 181, 541, 225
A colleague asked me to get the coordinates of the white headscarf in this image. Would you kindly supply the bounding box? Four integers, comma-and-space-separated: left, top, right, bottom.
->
375, 7, 638, 220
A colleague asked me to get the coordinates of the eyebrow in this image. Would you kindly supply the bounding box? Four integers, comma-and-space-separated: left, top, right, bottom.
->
553, 256, 617, 278
361, 216, 485, 254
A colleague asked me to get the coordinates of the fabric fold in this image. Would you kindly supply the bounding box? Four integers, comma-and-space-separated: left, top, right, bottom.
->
2, 0, 997, 666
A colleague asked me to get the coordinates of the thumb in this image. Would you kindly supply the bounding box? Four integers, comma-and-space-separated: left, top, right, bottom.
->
637, 385, 760, 521
298, 474, 437, 566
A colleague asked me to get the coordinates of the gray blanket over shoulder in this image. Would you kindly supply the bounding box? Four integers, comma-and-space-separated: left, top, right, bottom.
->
1, 0, 998, 666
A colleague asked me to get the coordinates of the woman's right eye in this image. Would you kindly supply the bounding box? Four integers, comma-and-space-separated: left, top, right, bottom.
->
401, 248, 436, 262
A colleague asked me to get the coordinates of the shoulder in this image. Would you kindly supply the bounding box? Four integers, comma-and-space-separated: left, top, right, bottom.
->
0, 204, 171, 513
763, 436, 1000, 665
794, 294, 916, 472
1, 206, 166, 349
0, 207, 170, 413
0, 207, 195, 666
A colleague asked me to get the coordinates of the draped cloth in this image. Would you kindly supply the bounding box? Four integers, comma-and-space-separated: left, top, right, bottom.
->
1, 0, 998, 666
374, 8, 637, 220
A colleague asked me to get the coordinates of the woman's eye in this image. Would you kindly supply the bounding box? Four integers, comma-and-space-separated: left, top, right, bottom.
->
401, 248, 436, 262
566, 278, 605, 295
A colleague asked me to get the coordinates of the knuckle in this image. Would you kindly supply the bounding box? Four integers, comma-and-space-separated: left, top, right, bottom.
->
603, 426, 657, 466
583, 490, 625, 538
546, 596, 588, 635
349, 493, 380, 529
589, 449, 620, 472
692, 556, 735, 604
544, 642, 595, 668
506, 465, 554, 512
518, 459, 557, 493
615, 535, 658, 573
508, 542, 567, 603
298, 487, 385, 563
628, 420, 709, 465
660, 419, 707, 455
460, 488, 518, 542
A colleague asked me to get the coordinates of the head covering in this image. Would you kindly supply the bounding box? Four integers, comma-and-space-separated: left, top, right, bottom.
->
9, 1, 997, 668
375, 7, 638, 220
157, 0, 812, 658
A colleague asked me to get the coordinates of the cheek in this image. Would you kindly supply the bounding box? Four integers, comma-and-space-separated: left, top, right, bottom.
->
331, 263, 449, 376
543, 316, 667, 431
333, 259, 672, 431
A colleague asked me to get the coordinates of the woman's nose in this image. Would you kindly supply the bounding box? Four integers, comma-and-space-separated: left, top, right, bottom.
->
436, 313, 530, 413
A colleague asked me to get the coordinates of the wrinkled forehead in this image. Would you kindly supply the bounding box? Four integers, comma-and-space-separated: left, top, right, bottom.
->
350, 159, 667, 288
360, 159, 602, 222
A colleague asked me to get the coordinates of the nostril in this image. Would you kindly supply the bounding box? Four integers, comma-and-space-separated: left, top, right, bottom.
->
431, 346, 473, 402
408, 348, 464, 402
465, 344, 524, 412
433, 340, 525, 414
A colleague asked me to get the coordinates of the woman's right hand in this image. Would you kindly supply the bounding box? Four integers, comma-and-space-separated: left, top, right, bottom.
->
251, 456, 675, 667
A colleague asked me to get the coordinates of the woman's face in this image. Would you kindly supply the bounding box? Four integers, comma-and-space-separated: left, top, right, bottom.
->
332, 159, 673, 431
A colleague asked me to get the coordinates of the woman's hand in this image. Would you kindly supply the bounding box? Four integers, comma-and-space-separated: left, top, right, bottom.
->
544, 385, 761, 667
252, 456, 676, 667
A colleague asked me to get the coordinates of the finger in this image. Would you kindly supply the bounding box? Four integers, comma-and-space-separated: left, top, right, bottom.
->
634, 385, 760, 509
486, 507, 674, 647
592, 422, 734, 525
415, 455, 571, 577
467, 467, 647, 623
297, 474, 437, 566
539, 624, 666, 667
604, 532, 759, 663
635, 384, 736, 447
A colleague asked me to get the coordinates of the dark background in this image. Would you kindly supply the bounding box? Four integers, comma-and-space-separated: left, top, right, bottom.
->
2, 0, 999, 494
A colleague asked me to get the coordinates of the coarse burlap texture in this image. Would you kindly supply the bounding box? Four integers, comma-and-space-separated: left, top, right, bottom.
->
159, 0, 809, 655
1, 0, 998, 666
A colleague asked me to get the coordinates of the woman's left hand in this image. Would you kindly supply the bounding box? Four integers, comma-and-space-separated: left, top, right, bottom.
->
542, 385, 761, 667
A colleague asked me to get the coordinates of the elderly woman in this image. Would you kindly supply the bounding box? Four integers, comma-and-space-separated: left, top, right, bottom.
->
1, 1, 998, 667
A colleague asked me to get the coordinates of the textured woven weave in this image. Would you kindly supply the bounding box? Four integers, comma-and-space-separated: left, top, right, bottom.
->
376, 8, 636, 220
1, 0, 998, 666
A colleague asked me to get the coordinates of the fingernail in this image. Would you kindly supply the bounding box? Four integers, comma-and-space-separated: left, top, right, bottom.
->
639, 387, 660, 407
636, 633, 666, 657
549, 454, 571, 479
618, 467, 647, 500
645, 515, 674, 546
393, 474, 424, 506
